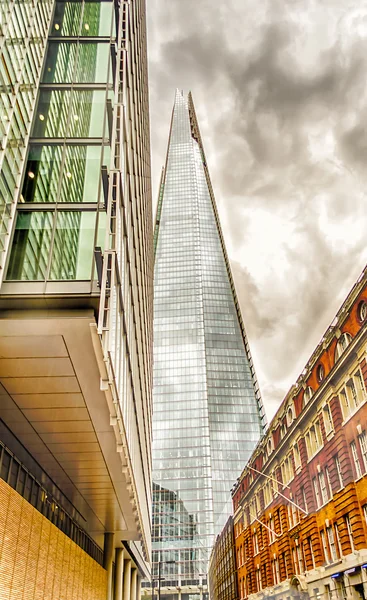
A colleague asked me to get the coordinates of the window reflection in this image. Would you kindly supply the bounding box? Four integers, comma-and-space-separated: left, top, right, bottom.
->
21, 145, 62, 203
7, 212, 54, 280
51, 1, 112, 38
21, 145, 103, 203
6, 210, 99, 281
51, 2, 83, 37
43, 42, 110, 84
50, 211, 96, 280
33, 90, 71, 138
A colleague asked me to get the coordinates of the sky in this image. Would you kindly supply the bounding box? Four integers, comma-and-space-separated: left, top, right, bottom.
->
147, 0, 367, 421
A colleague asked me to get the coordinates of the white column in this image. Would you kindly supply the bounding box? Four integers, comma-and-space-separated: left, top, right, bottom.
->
131, 568, 137, 600
104, 532, 115, 600
123, 558, 132, 600
114, 548, 125, 600
136, 574, 142, 600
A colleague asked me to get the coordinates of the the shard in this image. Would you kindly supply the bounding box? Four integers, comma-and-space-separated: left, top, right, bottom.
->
151, 90, 266, 600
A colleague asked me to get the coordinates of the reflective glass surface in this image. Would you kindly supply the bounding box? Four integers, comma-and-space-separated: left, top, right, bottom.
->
152, 92, 265, 585
6, 0, 114, 282
0, 0, 54, 257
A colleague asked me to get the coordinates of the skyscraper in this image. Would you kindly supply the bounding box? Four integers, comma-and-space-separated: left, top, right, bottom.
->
150, 91, 266, 600
0, 2, 153, 599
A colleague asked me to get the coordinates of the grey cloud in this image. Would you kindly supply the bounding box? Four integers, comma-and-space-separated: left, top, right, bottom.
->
148, 0, 367, 419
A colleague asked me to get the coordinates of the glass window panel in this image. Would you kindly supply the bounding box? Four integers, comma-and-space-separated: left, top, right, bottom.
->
21, 145, 63, 203
50, 211, 96, 280
33, 90, 71, 138
82, 2, 112, 37
68, 90, 105, 137
42, 42, 78, 83
75, 43, 110, 83
59, 145, 101, 203
51, 2, 82, 36
6, 211, 54, 280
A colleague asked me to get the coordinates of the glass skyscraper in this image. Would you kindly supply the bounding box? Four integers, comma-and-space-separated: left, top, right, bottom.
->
150, 91, 266, 600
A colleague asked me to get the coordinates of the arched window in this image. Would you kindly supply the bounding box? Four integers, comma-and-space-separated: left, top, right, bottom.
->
335, 332, 353, 362
303, 386, 313, 407
286, 406, 294, 426
317, 364, 325, 383
267, 437, 274, 456
358, 300, 367, 323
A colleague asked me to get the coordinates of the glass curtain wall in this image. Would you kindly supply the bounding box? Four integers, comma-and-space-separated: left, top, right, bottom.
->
0, 0, 54, 265
152, 91, 266, 594
6, 0, 113, 282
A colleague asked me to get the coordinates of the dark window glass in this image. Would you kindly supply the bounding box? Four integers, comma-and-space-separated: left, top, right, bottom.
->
21, 145, 62, 204
9, 459, 19, 488
24, 474, 32, 502
16, 467, 26, 495
33, 90, 71, 138
0, 450, 11, 482
30, 480, 39, 507
51, 2, 82, 36
6, 211, 54, 281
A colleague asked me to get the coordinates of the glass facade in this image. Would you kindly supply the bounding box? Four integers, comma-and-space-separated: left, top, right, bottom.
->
152, 91, 266, 595
0, 0, 54, 268
4, 0, 112, 283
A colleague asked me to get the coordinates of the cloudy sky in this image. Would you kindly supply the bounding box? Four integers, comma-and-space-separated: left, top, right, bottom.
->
147, 0, 367, 421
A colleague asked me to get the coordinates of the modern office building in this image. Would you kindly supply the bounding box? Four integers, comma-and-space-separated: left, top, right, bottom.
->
0, 1, 153, 599
146, 90, 266, 600
208, 516, 238, 600
227, 266, 367, 600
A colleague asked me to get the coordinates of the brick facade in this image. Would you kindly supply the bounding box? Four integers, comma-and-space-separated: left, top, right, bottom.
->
0, 478, 107, 599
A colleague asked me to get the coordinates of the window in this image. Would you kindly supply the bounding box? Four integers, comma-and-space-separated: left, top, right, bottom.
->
318, 471, 330, 504
255, 567, 262, 592
335, 333, 353, 362
281, 454, 294, 486
252, 529, 259, 555
272, 557, 280, 584
317, 364, 325, 382
280, 423, 287, 439
313, 477, 321, 509
335, 523, 342, 558
288, 502, 299, 529
339, 370, 366, 419
359, 431, 367, 473
268, 514, 276, 544
263, 480, 272, 507
281, 552, 288, 579
358, 300, 367, 323
286, 406, 294, 426
323, 403, 333, 434
320, 529, 330, 563
303, 386, 314, 407
351, 440, 363, 478
301, 486, 308, 513
326, 525, 338, 561
344, 515, 355, 552
306, 536, 316, 569
334, 454, 344, 489
297, 544, 305, 573
305, 419, 323, 459
293, 442, 301, 470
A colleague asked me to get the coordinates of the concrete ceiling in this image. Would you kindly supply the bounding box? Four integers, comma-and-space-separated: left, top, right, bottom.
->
0, 312, 138, 550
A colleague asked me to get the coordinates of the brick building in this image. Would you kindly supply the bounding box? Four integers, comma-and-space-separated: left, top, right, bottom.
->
230, 265, 367, 600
